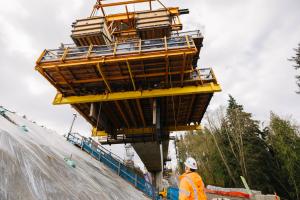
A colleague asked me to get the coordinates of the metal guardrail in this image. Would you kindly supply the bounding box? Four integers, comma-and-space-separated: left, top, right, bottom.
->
67, 133, 156, 198
61, 30, 202, 49
195, 68, 217, 81
40, 35, 195, 63
171, 30, 202, 38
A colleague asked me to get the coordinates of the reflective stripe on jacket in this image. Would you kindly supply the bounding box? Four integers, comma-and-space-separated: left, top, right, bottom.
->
179, 172, 207, 200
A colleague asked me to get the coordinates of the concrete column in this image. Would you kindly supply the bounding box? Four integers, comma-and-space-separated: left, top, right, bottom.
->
153, 99, 163, 189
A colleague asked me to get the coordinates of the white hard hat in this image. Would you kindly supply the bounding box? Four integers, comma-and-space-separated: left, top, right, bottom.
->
184, 157, 197, 169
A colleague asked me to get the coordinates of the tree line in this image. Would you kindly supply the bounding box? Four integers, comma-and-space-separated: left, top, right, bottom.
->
176, 96, 300, 200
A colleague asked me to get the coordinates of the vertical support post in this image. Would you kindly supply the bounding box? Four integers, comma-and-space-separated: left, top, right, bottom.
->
155, 99, 161, 142
91, 144, 94, 158
152, 99, 163, 190
86, 44, 93, 59
89, 103, 95, 117
160, 143, 163, 172
185, 35, 191, 48
135, 174, 138, 187
113, 41, 118, 56
164, 36, 168, 51
118, 162, 121, 176
152, 99, 157, 126
139, 39, 142, 54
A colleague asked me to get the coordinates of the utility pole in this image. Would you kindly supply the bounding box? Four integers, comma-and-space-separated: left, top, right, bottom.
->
67, 113, 77, 141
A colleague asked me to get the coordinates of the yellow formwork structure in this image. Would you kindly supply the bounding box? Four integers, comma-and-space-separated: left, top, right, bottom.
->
35, 0, 221, 144
53, 83, 221, 105
92, 125, 202, 137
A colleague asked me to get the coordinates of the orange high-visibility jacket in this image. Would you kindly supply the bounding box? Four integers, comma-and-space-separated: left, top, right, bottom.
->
179, 172, 207, 200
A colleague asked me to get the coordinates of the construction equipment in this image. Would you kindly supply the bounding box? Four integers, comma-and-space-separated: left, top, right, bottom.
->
159, 188, 167, 199
35, 0, 221, 188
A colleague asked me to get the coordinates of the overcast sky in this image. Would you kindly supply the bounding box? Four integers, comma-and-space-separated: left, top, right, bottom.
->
0, 0, 299, 165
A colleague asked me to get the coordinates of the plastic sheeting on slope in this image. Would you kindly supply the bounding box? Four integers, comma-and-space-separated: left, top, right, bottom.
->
0, 111, 149, 200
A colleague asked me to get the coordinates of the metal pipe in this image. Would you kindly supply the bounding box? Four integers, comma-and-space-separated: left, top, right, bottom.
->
67, 113, 77, 141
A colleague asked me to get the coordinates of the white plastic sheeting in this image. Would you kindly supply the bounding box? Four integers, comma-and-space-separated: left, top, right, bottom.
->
0, 111, 149, 200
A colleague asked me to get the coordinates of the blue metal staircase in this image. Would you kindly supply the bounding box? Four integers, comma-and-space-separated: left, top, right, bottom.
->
67, 133, 156, 198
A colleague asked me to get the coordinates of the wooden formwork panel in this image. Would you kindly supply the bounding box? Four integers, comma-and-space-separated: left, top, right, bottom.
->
71, 17, 111, 46
136, 10, 172, 39
136, 10, 171, 26
138, 27, 171, 39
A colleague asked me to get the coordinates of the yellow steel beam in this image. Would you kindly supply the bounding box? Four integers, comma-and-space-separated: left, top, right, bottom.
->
36, 50, 47, 65
53, 83, 221, 105
165, 55, 169, 84
92, 125, 201, 136
105, 7, 179, 22
37, 50, 196, 69
96, 62, 112, 92
180, 53, 187, 86
106, 13, 135, 22
126, 60, 136, 90
86, 44, 93, 59
96, 0, 155, 8
156, 0, 169, 13
61, 48, 69, 62
92, 128, 108, 137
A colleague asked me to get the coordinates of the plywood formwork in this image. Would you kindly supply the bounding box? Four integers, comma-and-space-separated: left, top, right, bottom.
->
71, 17, 112, 46
86, 6, 183, 41
136, 9, 172, 39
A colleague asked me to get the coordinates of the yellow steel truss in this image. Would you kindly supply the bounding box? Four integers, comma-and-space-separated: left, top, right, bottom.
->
36, 49, 196, 69
53, 83, 221, 105
91, 124, 201, 137
105, 7, 180, 22
95, 0, 156, 8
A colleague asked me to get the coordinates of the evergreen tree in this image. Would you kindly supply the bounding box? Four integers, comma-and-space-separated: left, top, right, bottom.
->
221, 95, 273, 191
268, 113, 300, 200
289, 43, 300, 93
176, 96, 300, 200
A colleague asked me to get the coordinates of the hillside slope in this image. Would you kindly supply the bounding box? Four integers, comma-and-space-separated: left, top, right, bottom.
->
0, 109, 149, 200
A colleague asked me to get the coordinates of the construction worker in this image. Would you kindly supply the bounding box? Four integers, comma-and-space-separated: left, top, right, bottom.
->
179, 157, 207, 200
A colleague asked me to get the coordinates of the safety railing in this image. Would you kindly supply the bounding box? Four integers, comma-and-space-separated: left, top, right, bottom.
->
193, 68, 217, 82
171, 30, 202, 38
39, 35, 195, 63
68, 133, 128, 168
67, 133, 156, 198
